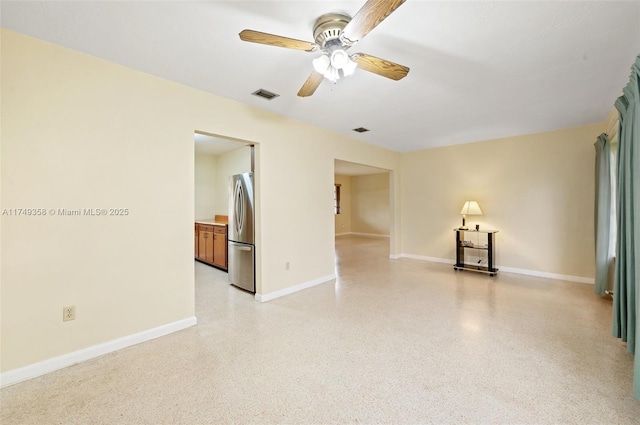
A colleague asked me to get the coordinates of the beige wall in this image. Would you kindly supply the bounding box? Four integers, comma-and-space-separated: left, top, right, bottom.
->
1, 28, 605, 379
195, 145, 251, 220
334, 175, 352, 235
351, 173, 390, 236
213, 146, 252, 217
1, 30, 401, 373
400, 123, 605, 278
194, 152, 217, 220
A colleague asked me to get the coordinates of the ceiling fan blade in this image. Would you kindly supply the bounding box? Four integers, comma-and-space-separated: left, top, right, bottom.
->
352, 53, 409, 81
239, 30, 318, 52
341, 0, 406, 44
297, 72, 324, 97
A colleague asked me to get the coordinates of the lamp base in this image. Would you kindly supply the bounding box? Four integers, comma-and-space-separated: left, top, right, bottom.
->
459, 216, 467, 230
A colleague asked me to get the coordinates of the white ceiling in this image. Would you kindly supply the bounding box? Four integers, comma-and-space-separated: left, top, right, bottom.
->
335, 159, 388, 176
2, 1, 639, 152
194, 133, 247, 155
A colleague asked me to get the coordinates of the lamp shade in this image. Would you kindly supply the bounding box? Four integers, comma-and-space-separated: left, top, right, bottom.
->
313, 54, 331, 74
460, 201, 483, 216
330, 49, 349, 69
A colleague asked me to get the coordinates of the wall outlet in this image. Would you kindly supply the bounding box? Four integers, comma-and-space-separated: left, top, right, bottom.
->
63, 306, 76, 322
285, 262, 290, 270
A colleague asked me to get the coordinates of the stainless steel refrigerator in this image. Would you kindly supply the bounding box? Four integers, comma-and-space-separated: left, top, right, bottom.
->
228, 172, 255, 292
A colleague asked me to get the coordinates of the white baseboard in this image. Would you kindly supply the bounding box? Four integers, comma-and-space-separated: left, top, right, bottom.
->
396, 254, 594, 284
399, 253, 452, 264
497, 266, 595, 284
350, 232, 390, 238
255, 274, 336, 302
0, 316, 197, 389
335, 232, 389, 238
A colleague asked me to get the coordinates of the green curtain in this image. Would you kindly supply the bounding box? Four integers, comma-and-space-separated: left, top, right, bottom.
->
612, 54, 640, 400
594, 133, 611, 295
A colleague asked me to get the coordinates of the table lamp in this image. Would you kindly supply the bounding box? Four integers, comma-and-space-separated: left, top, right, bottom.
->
459, 201, 482, 230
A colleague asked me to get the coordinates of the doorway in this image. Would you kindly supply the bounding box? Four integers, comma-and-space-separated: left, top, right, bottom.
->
334, 159, 394, 261
193, 131, 258, 296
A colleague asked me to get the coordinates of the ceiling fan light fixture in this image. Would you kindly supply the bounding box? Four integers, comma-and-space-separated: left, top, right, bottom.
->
330, 49, 349, 69
342, 57, 358, 77
313, 54, 342, 83
239, 1, 410, 98
313, 49, 358, 83
325, 66, 340, 83
312, 54, 331, 74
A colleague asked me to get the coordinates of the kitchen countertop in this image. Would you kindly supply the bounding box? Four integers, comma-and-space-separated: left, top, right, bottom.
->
195, 220, 227, 226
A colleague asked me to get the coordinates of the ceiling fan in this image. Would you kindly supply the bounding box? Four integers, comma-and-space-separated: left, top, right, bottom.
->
238, 0, 410, 97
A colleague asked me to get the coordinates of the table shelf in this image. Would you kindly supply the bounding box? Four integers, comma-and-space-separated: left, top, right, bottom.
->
453, 229, 499, 276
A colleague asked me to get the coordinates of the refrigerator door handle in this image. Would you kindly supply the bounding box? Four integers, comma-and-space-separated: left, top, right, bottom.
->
234, 180, 243, 235
238, 182, 244, 234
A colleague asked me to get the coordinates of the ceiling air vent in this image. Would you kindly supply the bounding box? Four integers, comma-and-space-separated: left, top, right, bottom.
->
251, 89, 279, 100
353, 127, 369, 133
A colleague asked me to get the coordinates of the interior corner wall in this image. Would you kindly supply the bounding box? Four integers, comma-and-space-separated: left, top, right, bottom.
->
0, 30, 400, 374
194, 152, 217, 220
400, 123, 605, 279
334, 174, 352, 235
350, 173, 390, 236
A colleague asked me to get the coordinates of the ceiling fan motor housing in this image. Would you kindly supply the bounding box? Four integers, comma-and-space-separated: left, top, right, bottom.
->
313, 13, 351, 49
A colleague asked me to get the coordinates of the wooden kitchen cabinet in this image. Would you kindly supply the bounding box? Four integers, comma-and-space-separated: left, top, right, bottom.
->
194, 223, 198, 258
197, 224, 214, 264
195, 222, 228, 271
212, 226, 227, 269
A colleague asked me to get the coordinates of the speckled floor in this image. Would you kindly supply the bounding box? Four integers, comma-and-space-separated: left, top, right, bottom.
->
2, 235, 639, 424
